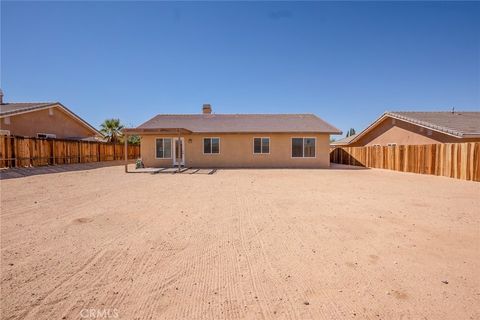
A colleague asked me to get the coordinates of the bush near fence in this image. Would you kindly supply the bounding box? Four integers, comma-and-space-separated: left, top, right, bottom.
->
330, 142, 479, 182
0, 135, 140, 168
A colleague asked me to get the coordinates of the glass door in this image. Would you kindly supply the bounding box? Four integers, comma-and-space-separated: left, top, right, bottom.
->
173, 138, 185, 166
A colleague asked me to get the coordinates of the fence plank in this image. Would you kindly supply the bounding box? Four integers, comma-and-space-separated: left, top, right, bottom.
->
330, 142, 479, 182
0, 135, 140, 169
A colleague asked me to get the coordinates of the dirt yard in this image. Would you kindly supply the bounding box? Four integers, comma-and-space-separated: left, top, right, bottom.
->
1, 165, 479, 320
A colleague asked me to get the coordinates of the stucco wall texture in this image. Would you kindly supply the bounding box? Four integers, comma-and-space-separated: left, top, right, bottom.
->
0, 107, 95, 139
140, 133, 331, 168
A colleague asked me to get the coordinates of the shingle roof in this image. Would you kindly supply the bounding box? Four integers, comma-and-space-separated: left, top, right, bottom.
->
347, 111, 480, 145
134, 114, 342, 134
386, 111, 480, 137
330, 133, 358, 146
0, 102, 57, 116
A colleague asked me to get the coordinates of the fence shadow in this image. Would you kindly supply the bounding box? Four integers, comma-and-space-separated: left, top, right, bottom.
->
329, 163, 369, 170
0, 161, 131, 180
330, 148, 367, 167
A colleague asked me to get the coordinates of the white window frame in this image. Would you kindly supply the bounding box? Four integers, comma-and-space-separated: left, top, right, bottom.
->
203, 137, 221, 155
387, 143, 397, 147
253, 137, 270, 155
155, 138, 173, 159
291, 137, 316, 158
4, 117, 10, 125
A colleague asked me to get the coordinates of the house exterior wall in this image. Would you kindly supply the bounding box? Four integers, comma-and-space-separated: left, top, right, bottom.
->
0, 106, 96, 139
351, 117, 480, 146
139, 132, 331, 168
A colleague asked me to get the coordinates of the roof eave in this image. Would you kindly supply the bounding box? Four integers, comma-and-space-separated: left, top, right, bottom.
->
0, 102, 103, 137
126, 129, 342, 134
349, 112, 472, 144
123, 128, 193, 135
386, 112, 466, 138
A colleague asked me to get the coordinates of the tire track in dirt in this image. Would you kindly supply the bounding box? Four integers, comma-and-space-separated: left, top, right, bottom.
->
155, 190, 248, 320
18, 215, 153, 320
232, 178, 308, 320
238, 182, 352, 320
257, 193, 378, 319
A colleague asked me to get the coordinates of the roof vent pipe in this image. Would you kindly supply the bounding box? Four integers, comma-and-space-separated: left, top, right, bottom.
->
202, 104, 212, 114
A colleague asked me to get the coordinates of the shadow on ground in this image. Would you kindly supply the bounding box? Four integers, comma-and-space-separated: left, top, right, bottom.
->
329, 163, 369, 170
1, 163, 366, 180
0, 161, 130, 180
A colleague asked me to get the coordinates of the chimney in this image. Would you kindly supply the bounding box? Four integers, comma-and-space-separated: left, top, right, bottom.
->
0, 88, 3, 104
202, 103, 212, 114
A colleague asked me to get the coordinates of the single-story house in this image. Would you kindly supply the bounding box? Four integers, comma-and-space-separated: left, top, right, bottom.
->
333, 111, 480, 147
123, 104, 341, 168
0, 89, 103, 140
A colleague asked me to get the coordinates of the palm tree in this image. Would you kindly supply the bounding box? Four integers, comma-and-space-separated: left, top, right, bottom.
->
100, 118, 124, 143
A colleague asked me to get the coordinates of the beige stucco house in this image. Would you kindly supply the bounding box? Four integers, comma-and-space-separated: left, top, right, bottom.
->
331, 111, 480, 147
0, 90, 102, 140
124, 104, 341, 168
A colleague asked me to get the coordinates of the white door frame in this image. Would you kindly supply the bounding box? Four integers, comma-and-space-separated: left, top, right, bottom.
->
173, 137, 185, 166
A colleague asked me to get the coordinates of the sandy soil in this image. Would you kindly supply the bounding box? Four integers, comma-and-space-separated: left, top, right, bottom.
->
1, 165, 479, 320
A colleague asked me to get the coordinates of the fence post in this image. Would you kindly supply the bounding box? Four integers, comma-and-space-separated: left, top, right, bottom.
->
124, 136, 128, 173
52, 139, 55, 165
78, 141, 81, 163
11, 136, 17, 168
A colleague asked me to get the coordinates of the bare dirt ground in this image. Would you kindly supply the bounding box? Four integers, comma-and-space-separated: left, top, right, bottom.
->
1, 165, 479, 320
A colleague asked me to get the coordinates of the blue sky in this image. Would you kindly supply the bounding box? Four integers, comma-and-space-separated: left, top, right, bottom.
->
1, 1, 479, 135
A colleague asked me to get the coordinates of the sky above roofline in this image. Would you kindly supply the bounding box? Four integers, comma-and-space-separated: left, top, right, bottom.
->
2, 1, 479, 136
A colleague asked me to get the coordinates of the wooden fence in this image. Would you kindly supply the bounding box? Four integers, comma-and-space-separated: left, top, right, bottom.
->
0, 136, 140, 168
330, 142, 480, 182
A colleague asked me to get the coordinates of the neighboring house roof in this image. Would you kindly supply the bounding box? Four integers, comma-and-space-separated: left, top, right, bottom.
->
330, 133, 358, 146
0, 102, 103, 137
349, 111, 480, 144
0, 102, 57, 116
126, 114, 342, 134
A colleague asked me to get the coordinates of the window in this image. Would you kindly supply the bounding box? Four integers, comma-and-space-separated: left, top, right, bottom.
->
253, 137, 270, 154
156, 138, 172, 159
387, 143, 397, 147
292, 138, 316, 158
203, 138, 220, 154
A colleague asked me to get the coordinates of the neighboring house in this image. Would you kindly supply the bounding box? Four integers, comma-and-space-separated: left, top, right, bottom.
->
0, 90, 103, 140
337, 111, 480, 147
330, 133, 358, 147
124, 104, 341, 168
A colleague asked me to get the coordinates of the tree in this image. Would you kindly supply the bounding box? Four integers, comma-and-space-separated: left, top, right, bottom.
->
346, 128, 356, 137
100, 118, 124, 143
127, 135, 141, 145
